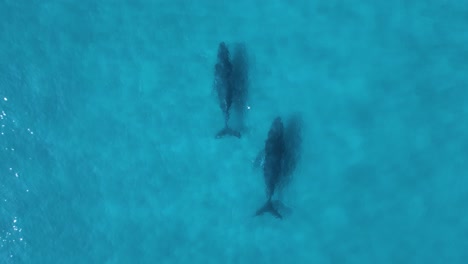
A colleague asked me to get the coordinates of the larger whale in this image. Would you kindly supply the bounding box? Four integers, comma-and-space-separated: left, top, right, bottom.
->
254, 114, 303, 219
255, 117, 285, 218
213, 42, 241, 138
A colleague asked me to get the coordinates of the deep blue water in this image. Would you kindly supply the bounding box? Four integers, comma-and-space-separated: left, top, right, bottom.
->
1, 1, 468, 263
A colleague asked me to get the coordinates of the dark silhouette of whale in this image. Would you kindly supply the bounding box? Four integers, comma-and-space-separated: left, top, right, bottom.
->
213, 42, 241, 138
255, 117, 285, 219
254, 114, 303, 219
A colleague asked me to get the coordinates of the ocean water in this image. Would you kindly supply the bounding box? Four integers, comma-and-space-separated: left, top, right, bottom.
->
1, 0, 468, 263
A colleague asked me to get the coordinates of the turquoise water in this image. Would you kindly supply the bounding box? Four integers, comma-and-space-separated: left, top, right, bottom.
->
1, 0, 468, 263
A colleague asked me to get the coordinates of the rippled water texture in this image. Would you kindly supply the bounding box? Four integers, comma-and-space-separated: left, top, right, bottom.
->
1, 0, 468, 263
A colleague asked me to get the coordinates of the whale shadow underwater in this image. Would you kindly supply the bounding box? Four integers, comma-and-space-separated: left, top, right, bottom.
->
212, 42, 249, 139
254, 114, 303, 219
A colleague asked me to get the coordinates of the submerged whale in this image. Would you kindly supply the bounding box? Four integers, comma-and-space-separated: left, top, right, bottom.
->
254, 114, 303, 219
255, 117, 286, 219
213, 42, 241, 138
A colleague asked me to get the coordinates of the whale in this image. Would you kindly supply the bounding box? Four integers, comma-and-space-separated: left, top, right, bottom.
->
254, 114, 303, 219
255, 117, 285, 219
213, 42, 241, 138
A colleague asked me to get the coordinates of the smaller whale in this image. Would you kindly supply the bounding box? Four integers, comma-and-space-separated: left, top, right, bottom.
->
255, 117, 285, 219
213, 42, 241, 139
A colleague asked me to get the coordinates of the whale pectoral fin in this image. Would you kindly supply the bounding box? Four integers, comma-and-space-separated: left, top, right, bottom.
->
255, 199, 282, 219
215, 127, 241, 139
253, 149, 266, 169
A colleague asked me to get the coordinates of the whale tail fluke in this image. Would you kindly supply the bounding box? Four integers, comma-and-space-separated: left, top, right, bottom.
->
215, 127, 241, 139
255, 198, 282, 219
